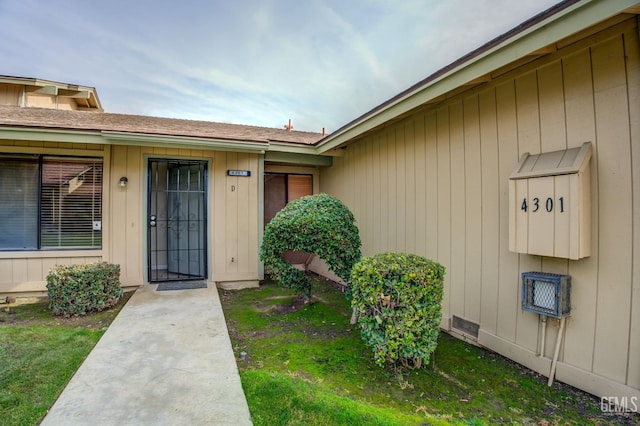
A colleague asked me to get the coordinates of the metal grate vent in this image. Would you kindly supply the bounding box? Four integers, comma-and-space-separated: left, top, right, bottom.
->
521, 272, 571, 318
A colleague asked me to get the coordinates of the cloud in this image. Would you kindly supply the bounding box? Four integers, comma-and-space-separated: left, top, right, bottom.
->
0, 0, 559, 132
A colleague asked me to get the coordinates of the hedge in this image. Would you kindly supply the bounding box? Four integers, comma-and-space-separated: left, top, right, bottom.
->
350, 252, 445, 369
260, 193, 361, 298
47, 262, 123, 317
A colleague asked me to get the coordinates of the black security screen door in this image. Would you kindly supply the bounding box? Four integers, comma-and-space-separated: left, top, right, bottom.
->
148, 159, 207, 282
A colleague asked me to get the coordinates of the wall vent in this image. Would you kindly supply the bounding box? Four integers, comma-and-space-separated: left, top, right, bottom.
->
452, 315, 479, 338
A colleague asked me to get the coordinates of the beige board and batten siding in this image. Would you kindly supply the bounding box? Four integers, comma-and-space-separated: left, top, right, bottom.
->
0, 83, 83, 110
213, 151, 260, 288
319, 18, 640, 399
0, 142, 262, 294
110, 146, 261, 289
0, 84, 21, 106
0, 140, 107, 295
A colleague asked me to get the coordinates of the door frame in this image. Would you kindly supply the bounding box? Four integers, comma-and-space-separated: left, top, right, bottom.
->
146, 157, 209, 282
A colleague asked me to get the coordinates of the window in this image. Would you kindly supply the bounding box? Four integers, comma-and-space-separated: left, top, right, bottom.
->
264, 173, 312, 225
0, 155, 103, 250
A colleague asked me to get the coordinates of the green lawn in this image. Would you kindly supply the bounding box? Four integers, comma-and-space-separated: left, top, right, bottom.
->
1, 282, 635, 425
0, 294, 131, 425
220, 279, 628, 425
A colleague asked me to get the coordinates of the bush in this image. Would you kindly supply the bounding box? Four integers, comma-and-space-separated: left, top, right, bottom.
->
260, 193, 361, 298
350, 253, 445, 369
47, 262, 123, 317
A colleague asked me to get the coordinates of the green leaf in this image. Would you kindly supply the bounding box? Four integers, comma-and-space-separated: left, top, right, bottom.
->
260, 194, 361, 299
350, 252, 445, 370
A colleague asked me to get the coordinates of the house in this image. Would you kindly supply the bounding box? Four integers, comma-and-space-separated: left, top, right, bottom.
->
0, 0, 638, 404
315, 0, 640, 406
0, 76, 327, 293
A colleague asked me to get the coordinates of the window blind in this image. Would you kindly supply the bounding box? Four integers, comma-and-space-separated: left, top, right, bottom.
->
40, 158, 103, 249
0, 155, 103, 251
0, 157, 39, 250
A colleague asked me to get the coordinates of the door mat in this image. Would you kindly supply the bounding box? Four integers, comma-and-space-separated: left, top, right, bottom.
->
156, 281, 208, 291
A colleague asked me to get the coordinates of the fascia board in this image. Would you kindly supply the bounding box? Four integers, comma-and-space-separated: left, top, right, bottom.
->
264, 151, 332, 167
58, 89, 91, 99
0, 127, 104, 144
101, 131, 268, 153
266, 141, 333, 165
316, 0, 638, 154
0, 127, 269, 153
267, 141, 319, 155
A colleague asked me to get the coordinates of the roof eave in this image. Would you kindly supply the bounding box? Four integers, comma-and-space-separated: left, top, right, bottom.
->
267, 140, 320, 154
0, 126, 269, 153
315, 0, 639, 154
0, 127, 104, 145
101, 131, 269, 153
262, 140, 333, 166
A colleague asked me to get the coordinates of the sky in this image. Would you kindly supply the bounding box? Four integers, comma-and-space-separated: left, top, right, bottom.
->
0, 0, 561, 133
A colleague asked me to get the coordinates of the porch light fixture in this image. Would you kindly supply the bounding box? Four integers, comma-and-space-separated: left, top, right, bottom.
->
119, 176, 128, 188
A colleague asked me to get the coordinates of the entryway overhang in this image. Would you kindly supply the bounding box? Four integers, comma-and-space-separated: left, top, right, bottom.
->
264, 151, 332, 167
265, 140, 333, 167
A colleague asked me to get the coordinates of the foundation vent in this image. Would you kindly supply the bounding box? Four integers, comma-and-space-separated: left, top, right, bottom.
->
452, 315, 479, 338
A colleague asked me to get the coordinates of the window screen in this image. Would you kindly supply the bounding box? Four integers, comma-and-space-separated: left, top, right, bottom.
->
0, 155, 103, 251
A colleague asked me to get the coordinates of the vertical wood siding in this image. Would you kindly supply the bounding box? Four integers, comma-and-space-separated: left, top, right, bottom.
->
0, 142, 261, 293
0, 84, 20, 106
213, 151, 260, 282
110, 145, 142, 286
110, 148, 261, 285
626, 22, 640, 392
319, 20, 639, 394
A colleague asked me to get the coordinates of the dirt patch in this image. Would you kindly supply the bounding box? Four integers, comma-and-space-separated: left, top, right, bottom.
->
270, 295, 310, 315
218, 289, 240, 304
250, 295, 302, 313
1, 296, 46, 306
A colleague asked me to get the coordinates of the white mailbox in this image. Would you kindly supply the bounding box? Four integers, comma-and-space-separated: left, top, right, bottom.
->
509, 142, 592, 260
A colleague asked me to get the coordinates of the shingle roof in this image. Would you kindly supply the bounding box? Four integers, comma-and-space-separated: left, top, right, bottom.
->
0, 106, 323, 145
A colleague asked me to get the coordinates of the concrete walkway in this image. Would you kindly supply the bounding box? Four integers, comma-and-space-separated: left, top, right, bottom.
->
42, 284, 252, 426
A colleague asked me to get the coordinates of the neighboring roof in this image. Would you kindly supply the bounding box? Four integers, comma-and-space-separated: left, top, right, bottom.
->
315, 0, 640, 153
0, 75, 103, 111
0, 105, 324, 146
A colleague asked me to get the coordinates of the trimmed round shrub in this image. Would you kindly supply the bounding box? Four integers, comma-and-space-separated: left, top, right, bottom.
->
260, 193, 361, 297
350, 253, 445, 369
47, 262, 123, 317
